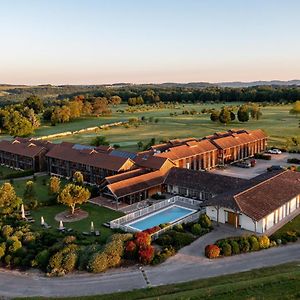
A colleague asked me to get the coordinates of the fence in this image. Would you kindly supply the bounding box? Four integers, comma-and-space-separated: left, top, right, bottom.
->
110, 196, 203, 238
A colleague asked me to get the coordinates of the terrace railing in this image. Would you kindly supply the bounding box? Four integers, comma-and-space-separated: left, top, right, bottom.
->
110, 195, 203, 232
110, 197, 176, 228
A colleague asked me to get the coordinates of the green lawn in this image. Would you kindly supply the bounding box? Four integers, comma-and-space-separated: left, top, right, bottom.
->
32, 103, 299, 152
16, 262, 300, 300
275, 215, 300, 235
30, 203, 123, 244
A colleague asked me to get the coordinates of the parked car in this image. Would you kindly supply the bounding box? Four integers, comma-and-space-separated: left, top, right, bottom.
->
234, 161, 251, 168
267, 165, 286, 171
267, 149, 282, 154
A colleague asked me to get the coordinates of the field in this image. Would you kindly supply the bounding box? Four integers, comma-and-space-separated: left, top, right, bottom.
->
36, 103, 300, 152
275, 215, 300, 235
19, 262, 300, 300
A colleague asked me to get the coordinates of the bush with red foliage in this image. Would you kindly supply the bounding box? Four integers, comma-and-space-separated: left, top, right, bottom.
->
143, 226, 161, 235
138, 245, 155, 264
134, 232, 151, 248
125, 240, 137, 259
205, 244, 220, 259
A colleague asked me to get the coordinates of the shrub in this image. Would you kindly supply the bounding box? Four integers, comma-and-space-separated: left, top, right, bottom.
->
258, 235, 270, 249
173, 224, 184, 232
104, 240, 124, 268
134, 232, 151, 248
151, 247, 176, 265
283, 231, 298, 243
191, 223, 202, 235
109, 233, 133, 243
34, 249, 50, 270
254, 153, 272, 160
0, 242, 6, 259
125, 240, 137, 259
239, 238, 250, 253
138, 245, 155, 264
230, 240, 240, 255
205, 244, 220, 259
221, 242, 232, 256
169, 231, 195, 250
199, 214, 212, 228
63, 235, 76, 244
88, 252, 108, 273
156, 234, 173, 247
2, 225, 13, 239
77, 245, 100, 271
143, 226, 161, 235
249, 236, 260, 251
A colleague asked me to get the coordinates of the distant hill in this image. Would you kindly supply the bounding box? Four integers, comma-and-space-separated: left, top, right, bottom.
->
216, 80, 300, 88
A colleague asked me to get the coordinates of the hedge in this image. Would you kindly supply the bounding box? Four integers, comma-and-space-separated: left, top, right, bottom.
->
0, 169, 34, 180
254, 153, 271, 160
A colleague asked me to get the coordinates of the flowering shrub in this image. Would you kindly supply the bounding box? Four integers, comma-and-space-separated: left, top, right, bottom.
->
258, 235, 270, 249
143, 226, 161, 235
138, 245, 155, 264
134, 232, 151, 248
125, 240, 137, 259
205, 244, 220, 259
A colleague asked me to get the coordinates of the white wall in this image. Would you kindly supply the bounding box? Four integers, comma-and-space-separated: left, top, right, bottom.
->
206, 194, 300, 234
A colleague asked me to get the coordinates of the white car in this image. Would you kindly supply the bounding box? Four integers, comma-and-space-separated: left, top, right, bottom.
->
267, 149, 282, 154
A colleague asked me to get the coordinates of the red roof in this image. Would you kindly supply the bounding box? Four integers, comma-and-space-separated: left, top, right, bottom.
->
46, 143, 134, 172
0, 140, 46, 158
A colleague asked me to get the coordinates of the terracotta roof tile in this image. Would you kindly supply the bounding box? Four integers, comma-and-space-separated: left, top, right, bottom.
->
0, 140, 46, 157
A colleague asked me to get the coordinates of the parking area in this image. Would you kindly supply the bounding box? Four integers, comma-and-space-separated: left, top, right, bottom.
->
212, 152, 300, 179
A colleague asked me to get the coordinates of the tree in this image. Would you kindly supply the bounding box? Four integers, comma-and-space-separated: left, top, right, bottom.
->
3, 111, 34, 136
91, 136, 110, 146
210, 110, 220, 122
289, 100, 300, 117
24, 181, 35, 199
109, 95, 122, 105
23, 95, 44, 114
49, 176, 61, 195
249, 104, 262, 120
73, 171, 84, 185
82, 101, 93, 115
67, 100, 83, 119
237, 105, 250, 122
0, 183, 22, 214
58, 183, 90, 215
92, 98, 111, 115
23, 107, 40, 128
137, 141, 144, 149
219, 108, 231, 125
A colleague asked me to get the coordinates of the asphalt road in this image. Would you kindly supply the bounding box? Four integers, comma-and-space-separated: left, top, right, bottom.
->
1, 225, 300, 299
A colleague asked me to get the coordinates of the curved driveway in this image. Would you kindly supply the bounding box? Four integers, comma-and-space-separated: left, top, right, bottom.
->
1, 226, 300, 298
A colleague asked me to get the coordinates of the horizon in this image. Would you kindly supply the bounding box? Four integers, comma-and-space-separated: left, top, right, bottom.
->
1, 0, 300, 85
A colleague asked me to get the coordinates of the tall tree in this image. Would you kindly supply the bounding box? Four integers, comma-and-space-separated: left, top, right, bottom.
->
210, 110, 220, 122
4, 111, 34, 136
23, 95, 44, 114
0, 183, 22, 214
289, 100, 300, 117
58, 184, 90, 215
219, 108, 231, 125
237, 105, 250, 122
49, 176, 61, 195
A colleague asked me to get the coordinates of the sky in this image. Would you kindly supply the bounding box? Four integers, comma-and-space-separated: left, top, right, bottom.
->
0, 0, 300, 85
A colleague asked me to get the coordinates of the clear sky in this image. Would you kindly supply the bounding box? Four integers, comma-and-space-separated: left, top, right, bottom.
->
1, 0, 300, 85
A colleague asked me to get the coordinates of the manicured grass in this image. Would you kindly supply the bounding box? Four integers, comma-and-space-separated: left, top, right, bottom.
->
9, 175, 67, 204
275, 215, 300, 235
17, 262, 300, 300
30, 203, 123, 244
33, 103, 300, 152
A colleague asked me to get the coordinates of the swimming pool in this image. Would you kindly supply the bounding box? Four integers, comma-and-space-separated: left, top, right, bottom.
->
127, 205, 196, 231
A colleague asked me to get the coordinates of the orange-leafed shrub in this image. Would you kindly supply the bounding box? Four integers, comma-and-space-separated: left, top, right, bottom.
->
143, 226, 161, 235
138, 245, 155, 264
125, 240, 137, 259
205, 244, 220, 259
134, 232, 151, 248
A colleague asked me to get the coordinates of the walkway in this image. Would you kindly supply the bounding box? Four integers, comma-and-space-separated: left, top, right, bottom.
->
0, 225, 299, 298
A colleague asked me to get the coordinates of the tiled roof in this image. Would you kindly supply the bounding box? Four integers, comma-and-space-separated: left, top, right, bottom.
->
155, 139, 217, 161
234, 170, 300, 221
206, 170, 300, 221
107, 169, 168, 198
46, 143, 134, 172
103, 168, 148, 185
165, 167, 248, 195
134, 155, 175, 170
209, 129, 267, 150
0, 139, 46, 158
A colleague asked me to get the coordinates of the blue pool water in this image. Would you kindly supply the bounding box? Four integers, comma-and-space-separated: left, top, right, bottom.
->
128, 205, 195, 231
